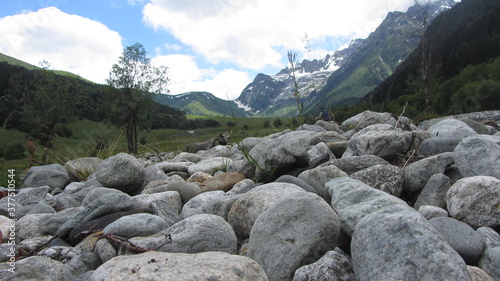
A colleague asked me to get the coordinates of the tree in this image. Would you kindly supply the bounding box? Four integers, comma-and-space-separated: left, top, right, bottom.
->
106, 43, 169, 154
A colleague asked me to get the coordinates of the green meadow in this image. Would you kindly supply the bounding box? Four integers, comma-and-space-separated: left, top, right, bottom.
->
0, 116, 295, 188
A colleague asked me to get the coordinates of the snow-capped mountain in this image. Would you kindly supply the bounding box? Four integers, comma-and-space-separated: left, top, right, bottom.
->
236, 0, 455, 117
236, 39, 363, 116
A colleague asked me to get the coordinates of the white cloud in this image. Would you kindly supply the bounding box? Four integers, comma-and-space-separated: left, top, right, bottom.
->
0, 7, 123, 83
152, 54, 251, 100
143, 0, 415, 70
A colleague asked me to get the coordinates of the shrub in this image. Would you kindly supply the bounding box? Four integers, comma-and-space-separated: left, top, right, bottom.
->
243, 124, 250, 130
54, 124, 73, 138
2, 143, 26, 160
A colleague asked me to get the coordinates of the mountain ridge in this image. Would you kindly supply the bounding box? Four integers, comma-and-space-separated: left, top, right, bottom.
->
235, 0, 454, 117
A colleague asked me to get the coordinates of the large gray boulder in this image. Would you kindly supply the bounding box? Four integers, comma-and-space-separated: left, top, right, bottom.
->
248, 192, 341, 281
446, 176, 500, 229
351, 205, 472, 281
180, 191, 241, 220
418, 136, 462, 156
351, 164, 403, 197
479, 247, 500, 281
428, 119, 477, 139
89, 251, 269, 281
342, 124, 408, 159
325, 177, 406, 236
454, 136, 500, 179
248, 133, 310, 180
102, 213, 168, 238
413, 173, 451, 210
340, 111, 396, 132
95, 153, 145, 193
57, 192, 133, 238
322, 155, 389, 175
228, 183, 305, 240
23, 164, 70, 191
293, 249, 356, 281
402, 152, 455, 193
298, 165, 348, 201
130, 214, 237, 254
429, 217, 485, 264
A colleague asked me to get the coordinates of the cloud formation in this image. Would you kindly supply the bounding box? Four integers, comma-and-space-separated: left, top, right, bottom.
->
0, 7, 122, 83
143, 0, 415, 70
152, 54, 250, 99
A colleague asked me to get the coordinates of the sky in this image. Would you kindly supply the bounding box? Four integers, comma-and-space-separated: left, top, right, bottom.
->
0, 0, 417, 100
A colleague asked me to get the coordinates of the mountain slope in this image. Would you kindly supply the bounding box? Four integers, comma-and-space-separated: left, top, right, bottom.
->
302, 0, 454, 116
0, 52, 92, 82
236, 0, 453, 117
365, 0, 500, 116
236, 39, 363, 117
154, 91, 247, 117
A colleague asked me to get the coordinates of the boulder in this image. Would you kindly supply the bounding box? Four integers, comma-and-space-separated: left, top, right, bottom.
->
228, 183, 305, 240
325, 177, 406, 236
467, 266, 495, 281
340, 111, 395, 132
308, 142, 335, 168
314, 120, 344, 134
159, 178, 202, 203
187, 157, 233, 175
199, 172, 246, 192
454, 136, 500, 179
103, 213, 168, 238
293, 249, 356, 281
14, 186, 50, 206
64, 157, 102, 181
39, 208, 82, 236
88, 251, 269, 281
23, 164, 71, 191
131, 191, 182, 214
57, 192, 133, 238
275, 175, 318, 194
402, 152, 454, 193
226, 178, 257, 195
0, 256, 69, 281
428, 119, 477, 139
0, 215, 15, 242
180, 191, 241, 220
476, 227, 500, 250
15, 213, 45, 241
429, 217, 485, 264
248, 192, 341, 281
351, 205, 472, 281
298, 165, 348, 201
413, 173, 451, 210
351, 164, 403, 197
130, 214, 237, 254
95, 153, 145, 194
323, 155, 389, 175
418, 205, 449, 220
446, 176, 500, 229
478, 247, 500, 281
342, 124, 408, 159
418, 136, 462, 156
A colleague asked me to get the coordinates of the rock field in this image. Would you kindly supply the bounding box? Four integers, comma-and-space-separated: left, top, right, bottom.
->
1, 110, 499, 281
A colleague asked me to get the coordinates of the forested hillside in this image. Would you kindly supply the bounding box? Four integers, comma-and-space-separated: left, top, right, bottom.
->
364, 0, 500, 118
0, 60, 185, 146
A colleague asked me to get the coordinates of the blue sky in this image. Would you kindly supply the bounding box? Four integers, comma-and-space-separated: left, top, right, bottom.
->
0, 0, 416, 100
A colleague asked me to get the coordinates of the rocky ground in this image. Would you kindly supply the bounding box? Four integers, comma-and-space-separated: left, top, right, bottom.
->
1, 110, 499, 281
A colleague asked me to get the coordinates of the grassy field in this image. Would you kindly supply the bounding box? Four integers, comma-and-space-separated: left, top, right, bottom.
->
0, 116, 295, 188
